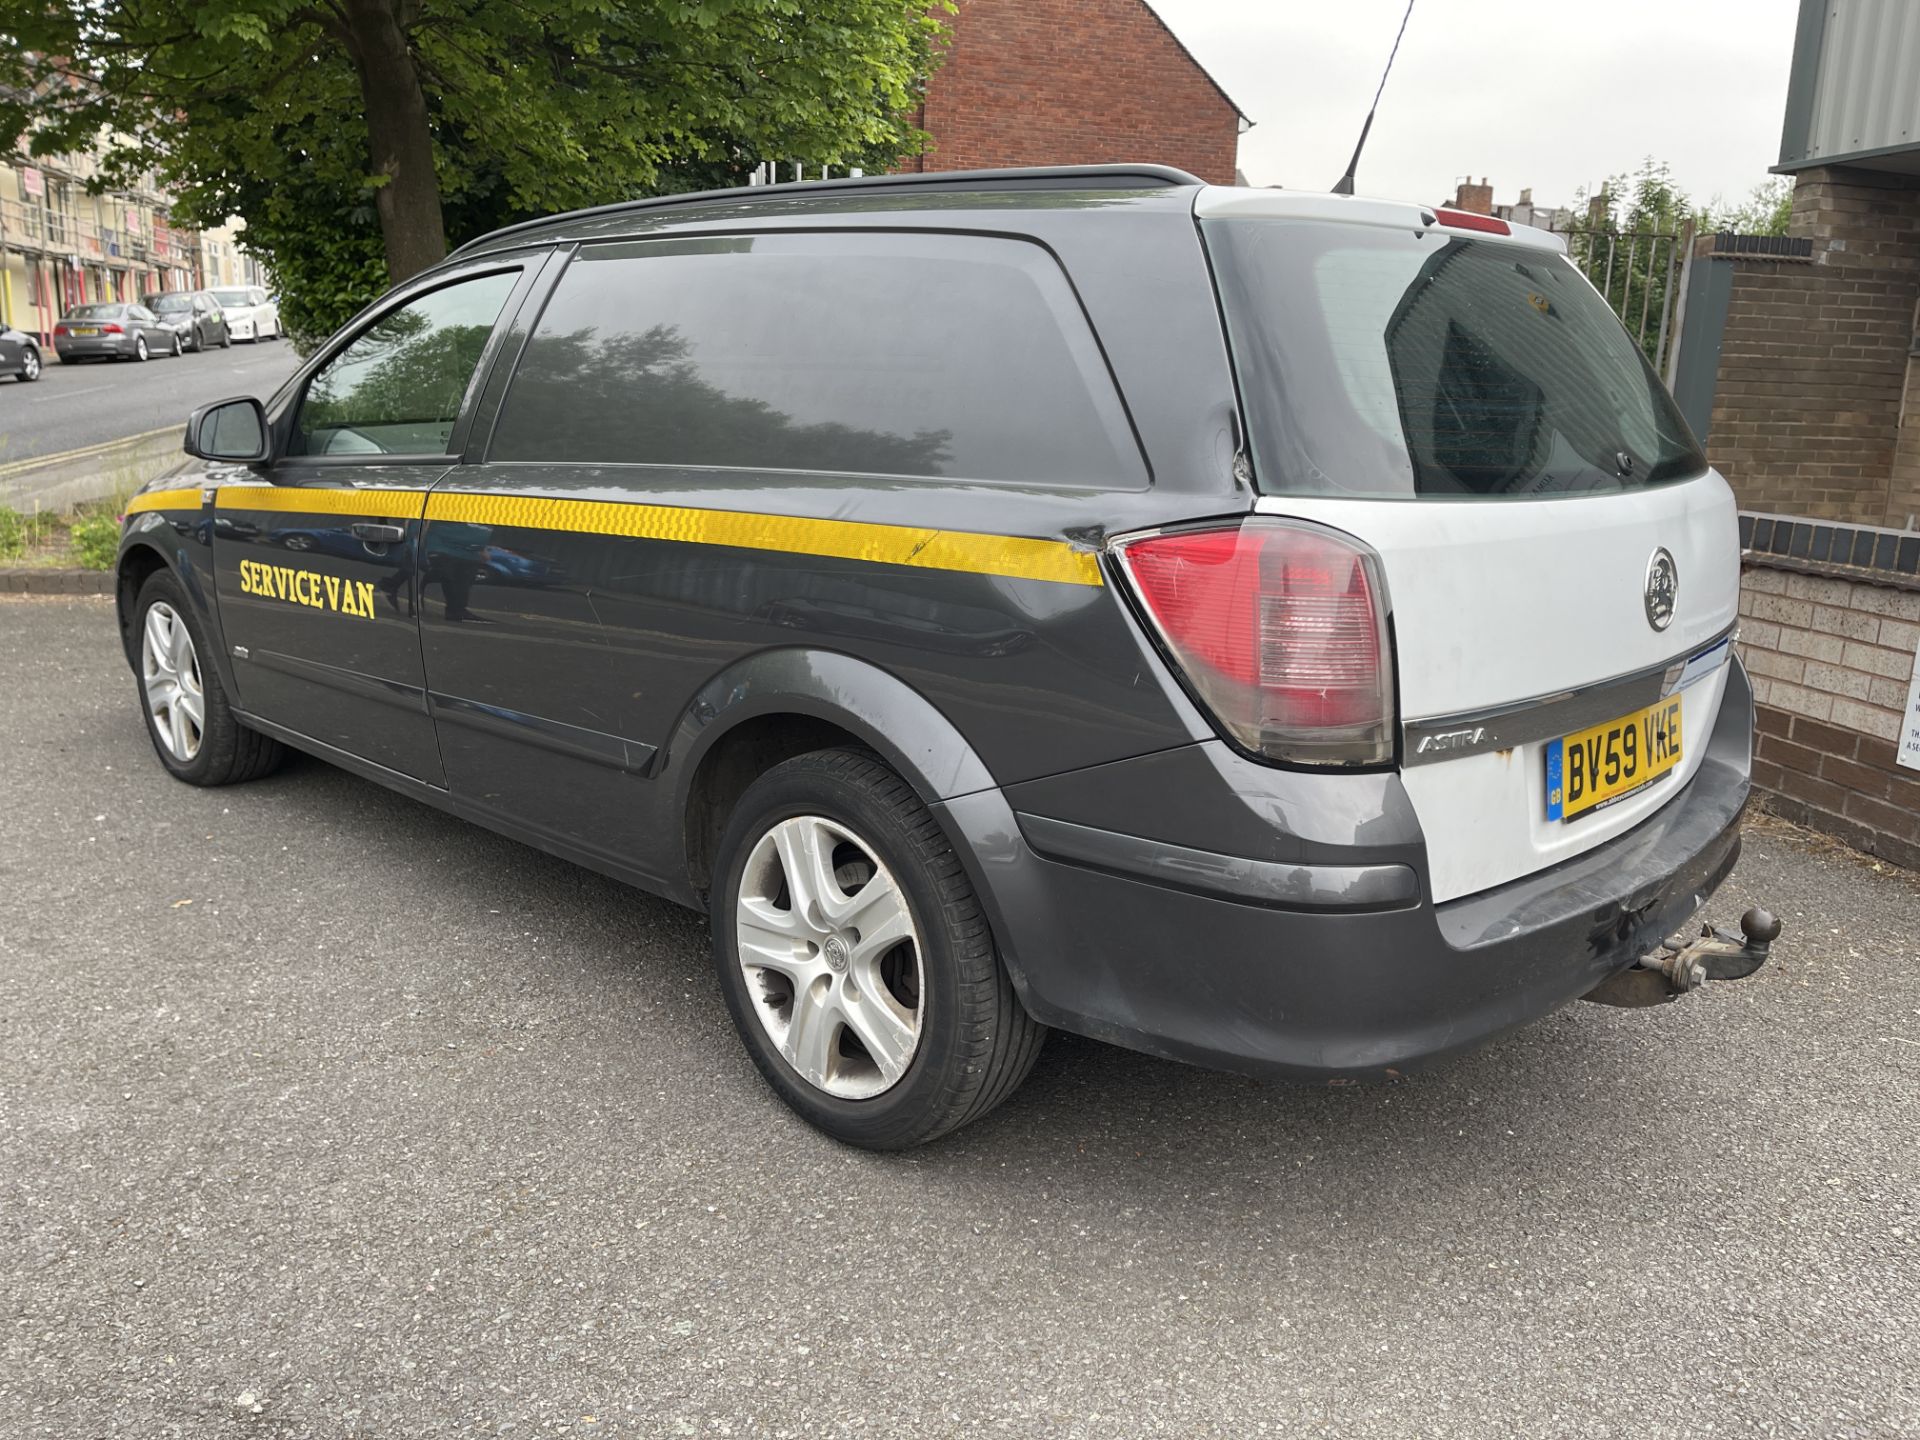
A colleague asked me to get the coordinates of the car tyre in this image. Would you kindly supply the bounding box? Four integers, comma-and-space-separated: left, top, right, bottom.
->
219, 328, 231, 349
14, 345, 38, 382
132, 569, 285, 786
169, 333, 182, 357
711, 747, 1045, 1149
133, 335, 148, 362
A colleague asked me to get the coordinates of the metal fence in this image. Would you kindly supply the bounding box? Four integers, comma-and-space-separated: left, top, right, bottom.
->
1547, 220, 1696, 383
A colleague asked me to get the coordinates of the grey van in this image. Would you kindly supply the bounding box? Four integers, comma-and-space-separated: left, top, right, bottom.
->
114, 166, 1771, 1148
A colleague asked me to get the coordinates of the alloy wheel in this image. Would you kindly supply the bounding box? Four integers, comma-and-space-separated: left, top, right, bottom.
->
734, 814, 924, 1099
134, 336, 148, 361
20, 348, 38, 380
141, 601, 205, 762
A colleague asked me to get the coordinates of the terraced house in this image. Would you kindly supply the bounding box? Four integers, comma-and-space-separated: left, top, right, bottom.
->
0, 143, 219, 346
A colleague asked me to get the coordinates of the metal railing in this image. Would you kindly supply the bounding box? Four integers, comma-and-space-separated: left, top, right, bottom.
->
1549, 219, 1695, 379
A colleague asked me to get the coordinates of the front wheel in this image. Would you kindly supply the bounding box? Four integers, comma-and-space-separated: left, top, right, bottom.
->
132, 570, 285, 786
711, 748, 1044, 1149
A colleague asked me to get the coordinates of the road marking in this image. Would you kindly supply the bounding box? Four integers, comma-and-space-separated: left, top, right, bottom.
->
53, 384, 111, 399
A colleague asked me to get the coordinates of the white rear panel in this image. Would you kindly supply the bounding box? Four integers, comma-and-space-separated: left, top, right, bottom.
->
1254, 474, 1741, 902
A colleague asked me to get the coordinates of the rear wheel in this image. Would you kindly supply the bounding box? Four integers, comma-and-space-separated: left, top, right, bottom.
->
219, 328, 231, 349
14, 346, 38, 382
711, 747, 1044, 1149
132, 335, 148, 362
133, 570, 284, 786
168, 333, 181, 357
189, 326, 202, 352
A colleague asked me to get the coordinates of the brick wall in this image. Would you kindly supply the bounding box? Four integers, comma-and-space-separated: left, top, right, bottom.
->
1706, 167, 1920, 527
915, 0, 1241, 186
1740, 564, 1920, 867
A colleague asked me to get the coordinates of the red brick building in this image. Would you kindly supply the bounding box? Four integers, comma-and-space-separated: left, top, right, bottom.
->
909, 0, 1246, 187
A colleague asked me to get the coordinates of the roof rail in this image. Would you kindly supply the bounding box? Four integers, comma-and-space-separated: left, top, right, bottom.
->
447, 164, 1205, 260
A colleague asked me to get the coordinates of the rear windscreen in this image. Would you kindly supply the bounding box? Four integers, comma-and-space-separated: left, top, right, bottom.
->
1203, 219, 1706, 500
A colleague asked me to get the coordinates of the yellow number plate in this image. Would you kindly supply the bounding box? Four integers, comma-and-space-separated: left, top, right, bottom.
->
1546, 696, 1682, 821
72, 327, 99, 336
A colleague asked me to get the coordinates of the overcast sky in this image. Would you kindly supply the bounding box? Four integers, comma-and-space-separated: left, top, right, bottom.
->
1151, 0, 1803, 210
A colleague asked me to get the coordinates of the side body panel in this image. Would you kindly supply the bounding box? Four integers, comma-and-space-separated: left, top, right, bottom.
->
414, 195, 1248, 889
210, 472, 446, 783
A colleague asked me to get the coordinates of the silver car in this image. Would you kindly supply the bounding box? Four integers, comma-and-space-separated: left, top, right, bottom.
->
52, 303, 182, 363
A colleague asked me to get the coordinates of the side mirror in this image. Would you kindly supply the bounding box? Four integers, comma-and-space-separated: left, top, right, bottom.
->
185, 396, 271, 464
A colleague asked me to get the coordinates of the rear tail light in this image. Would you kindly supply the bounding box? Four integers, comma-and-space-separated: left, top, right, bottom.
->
1114, 519, 1396, 767
102, 323, 123, 334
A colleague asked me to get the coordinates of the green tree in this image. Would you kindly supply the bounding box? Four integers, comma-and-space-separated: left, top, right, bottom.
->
1566, 159, 1702, 368
0, 1, 946, 346
1709, 176, 1794, 237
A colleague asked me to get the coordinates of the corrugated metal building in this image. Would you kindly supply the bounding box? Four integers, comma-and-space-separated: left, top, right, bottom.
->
1777, 0, 1920, 176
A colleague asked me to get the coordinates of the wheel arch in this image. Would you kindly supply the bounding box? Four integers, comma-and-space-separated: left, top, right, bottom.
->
115, 530, 228, 687
665, 648, 998, 905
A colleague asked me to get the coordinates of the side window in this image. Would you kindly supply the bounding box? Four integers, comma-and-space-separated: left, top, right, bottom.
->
294, 270, 518, 458
487, 233, 1144, 486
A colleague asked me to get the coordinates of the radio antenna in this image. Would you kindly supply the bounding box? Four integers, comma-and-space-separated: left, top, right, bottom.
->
1332, 0, 1417, 196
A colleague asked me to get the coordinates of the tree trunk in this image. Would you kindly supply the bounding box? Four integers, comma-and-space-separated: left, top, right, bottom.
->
340, 0, 446, 281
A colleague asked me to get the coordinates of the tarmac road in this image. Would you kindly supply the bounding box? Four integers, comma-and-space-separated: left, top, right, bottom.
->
2, 595, 1917, 1438
0, 339, 301, 464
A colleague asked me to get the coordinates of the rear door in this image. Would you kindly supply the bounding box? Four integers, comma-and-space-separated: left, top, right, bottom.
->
210, 262, 533, 783
1202, 195, 1740, 904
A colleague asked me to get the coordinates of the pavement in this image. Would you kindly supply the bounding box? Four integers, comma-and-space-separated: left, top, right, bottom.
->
3, 594, 1918, 1439
0, 340, 301, 465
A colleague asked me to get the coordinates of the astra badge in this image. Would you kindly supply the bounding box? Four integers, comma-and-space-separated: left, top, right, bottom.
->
1644, 548, 1678, 632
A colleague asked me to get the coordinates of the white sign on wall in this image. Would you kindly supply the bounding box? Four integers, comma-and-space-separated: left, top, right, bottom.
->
1901, 635, 1920, 772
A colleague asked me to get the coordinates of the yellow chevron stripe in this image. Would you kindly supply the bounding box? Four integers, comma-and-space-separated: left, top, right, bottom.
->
201, 484, 1100, 587
215, 486, 429, 519
124, 486, 206, 516
423, 491, 1104, 588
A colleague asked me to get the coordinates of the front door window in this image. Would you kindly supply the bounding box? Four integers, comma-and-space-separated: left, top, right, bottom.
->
294, 273, 518, 458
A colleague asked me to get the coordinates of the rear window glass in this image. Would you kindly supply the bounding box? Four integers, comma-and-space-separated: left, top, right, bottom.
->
150, 294, 192, 312
67, 304, 124, 319
1203, 219, 1706, 500
211, 289, 253, 306
489, 232, 1144, 486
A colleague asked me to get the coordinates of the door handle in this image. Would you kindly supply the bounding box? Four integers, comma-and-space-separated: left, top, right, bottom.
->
350, 522, 406, 543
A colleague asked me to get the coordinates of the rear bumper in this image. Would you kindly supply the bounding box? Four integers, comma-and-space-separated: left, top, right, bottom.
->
940, 658, 1754, 1080
54, 336, 134, 359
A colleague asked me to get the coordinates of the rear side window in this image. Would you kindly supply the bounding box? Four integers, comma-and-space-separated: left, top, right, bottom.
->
489, 232, 1143, 486
1204, 219, 1706, 500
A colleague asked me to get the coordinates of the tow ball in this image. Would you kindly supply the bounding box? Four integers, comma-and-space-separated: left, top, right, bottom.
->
1582, 907, 1783, 1008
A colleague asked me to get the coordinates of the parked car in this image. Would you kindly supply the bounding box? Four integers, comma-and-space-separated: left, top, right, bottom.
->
141, 290, 230, 352
52, 303, 182, 363
0, 323, 41, 381
210, 286, 281, 343
111, 166, 1769, 1150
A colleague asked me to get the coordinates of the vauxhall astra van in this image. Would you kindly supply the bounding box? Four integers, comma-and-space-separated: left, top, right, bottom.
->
114, 165, 1760, 1148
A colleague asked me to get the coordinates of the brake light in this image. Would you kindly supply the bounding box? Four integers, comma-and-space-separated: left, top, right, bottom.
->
1115, 519, 1395, 766
101, 323, 124, 334
1433, 208, 1511, 235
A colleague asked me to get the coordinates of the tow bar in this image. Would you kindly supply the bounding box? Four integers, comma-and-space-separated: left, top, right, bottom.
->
1582, 907, 1783, 1008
